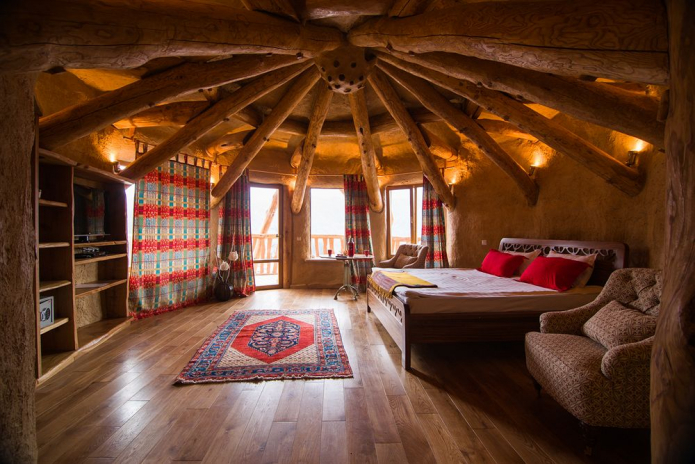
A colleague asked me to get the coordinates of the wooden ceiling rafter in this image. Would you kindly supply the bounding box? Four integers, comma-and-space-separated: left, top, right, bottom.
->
382, 50, 665, 148
349, 0, 669, 84
211, 68, 322, 207
291, 86, 334, 214
380, 55, 645, 196
378, 61, 539, 206
120, 61, 313, 181
241, 0, 301, 22
369, 68, 456, 208
388, 0, 434, 17
39, 54, 305, 150
0, 0, 344, 73
349, 90, 385, 212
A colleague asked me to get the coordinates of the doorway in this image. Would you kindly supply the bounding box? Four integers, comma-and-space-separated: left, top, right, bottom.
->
250, 184, 282, 289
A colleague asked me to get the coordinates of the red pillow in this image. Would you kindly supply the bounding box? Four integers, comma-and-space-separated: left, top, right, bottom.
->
478, 249, 527, 278
519, 256, 590, 291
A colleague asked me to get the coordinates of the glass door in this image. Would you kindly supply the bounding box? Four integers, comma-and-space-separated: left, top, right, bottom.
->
250, 184, 282, 289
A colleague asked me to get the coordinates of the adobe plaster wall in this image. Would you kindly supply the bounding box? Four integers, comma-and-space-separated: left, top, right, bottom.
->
0, 74, 38, 463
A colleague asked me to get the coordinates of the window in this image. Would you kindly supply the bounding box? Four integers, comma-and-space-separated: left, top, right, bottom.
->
386, 185, 423, 256
310, 188, 345, 257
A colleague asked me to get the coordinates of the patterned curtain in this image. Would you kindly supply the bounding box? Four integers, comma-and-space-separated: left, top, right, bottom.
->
422, 175, 449, 268
129, 160, 212, 318
344, 175, 373, 292
218, 173, 255, 295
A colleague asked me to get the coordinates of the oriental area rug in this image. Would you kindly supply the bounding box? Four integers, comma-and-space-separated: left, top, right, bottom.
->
176, 309, 352, 383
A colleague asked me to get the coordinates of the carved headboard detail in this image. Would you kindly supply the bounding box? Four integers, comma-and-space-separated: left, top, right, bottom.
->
499, 238, 628, 286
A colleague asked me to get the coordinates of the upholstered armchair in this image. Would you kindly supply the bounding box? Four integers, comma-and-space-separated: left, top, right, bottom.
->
525, 268, 662, 453
378, 244, 429, 269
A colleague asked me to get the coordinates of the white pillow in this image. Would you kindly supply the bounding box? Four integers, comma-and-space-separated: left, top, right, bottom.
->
547, 251, 598, 287
506, 249, 541, 276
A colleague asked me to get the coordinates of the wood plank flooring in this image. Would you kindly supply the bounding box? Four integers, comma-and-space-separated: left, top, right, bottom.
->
36, 289, 650, 463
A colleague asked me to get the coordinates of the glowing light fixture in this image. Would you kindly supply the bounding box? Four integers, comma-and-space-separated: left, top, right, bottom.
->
627, 139, 646, 167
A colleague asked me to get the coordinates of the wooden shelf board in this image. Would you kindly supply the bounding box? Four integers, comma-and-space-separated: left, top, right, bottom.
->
38, 148, 78, 167
39, 317, 70, 335
39, 280, 71, 292
40, 351, 75, 380
78, 317, 131, 351
38, 199, 68, 208
75, 253, 128, 265
75, 279, 127, 297
39, 242, 70, 249
74, 240, 127, 248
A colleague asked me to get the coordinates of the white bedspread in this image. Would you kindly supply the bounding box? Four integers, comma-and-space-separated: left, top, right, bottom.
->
380, 268, 601, 315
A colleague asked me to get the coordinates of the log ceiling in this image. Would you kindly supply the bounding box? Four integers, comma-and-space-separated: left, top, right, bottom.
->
17, 0, 669, 208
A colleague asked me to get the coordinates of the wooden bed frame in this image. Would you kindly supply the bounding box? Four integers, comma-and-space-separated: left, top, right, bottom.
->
366, 238, 628, 369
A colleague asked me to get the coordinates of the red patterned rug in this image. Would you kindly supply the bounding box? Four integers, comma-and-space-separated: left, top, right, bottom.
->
176, 309, 353, 383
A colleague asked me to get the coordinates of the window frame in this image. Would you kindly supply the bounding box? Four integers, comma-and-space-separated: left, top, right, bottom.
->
385, 184, 422, 258
309, 187, 345, 258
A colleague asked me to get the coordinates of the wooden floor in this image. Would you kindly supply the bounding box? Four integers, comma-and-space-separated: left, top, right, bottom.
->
36, 289, 650, 463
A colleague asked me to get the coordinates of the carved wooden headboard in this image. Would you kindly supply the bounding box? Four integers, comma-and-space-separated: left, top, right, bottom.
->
499, 238, 628, 286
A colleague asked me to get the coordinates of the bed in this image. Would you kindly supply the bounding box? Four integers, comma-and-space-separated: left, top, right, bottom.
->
366, 238, 628, 369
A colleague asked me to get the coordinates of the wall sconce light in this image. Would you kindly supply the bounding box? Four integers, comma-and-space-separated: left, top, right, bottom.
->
626, 150, 639, 167
528, 165, 538, 177
112, 161, 124, 174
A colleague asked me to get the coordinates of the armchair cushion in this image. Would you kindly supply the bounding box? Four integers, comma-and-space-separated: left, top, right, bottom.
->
378, 243, 428, 269
395, 254, 418, 269
581, 300, 656, 349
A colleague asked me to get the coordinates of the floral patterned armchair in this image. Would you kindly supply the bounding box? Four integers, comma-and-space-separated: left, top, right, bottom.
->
525, 268, 662, 453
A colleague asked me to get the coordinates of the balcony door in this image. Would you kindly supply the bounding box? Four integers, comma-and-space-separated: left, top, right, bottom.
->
250, 184, 282, 289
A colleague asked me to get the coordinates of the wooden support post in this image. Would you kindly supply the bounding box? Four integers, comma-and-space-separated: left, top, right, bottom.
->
120, 62, 312, 181
378, 55, 644, 197
651, 0, 695, 461
349, 90, 385, 212
378, 61, 539, 205
291, 86, 333, 214
383, 50, 664, 148
368, 69, 456, 208
1, 0, 344, 72
350, 0, 669, 84
39, 55, 305, 150
212, 68, 321, 206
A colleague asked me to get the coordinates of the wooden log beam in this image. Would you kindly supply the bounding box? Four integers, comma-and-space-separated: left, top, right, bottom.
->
302, 0, 391, 20
40, 54, 302, 149
114, 103, 264, 131
368, 69, 456, 208
0, 0, 344, 73
476, 120, 537, 142
379, 55, 644, 196
291, 86, 333, 214
349, 90, 385, 212
121, 62, 312, 181
419, 126, 457, 161
651, 0, 695, 461
350, 0, 669, 84
241, 0, 300, 21
378, 61, 539, 205
212, 68, 321, 206
388, 0, 433, 17
383, 50, 665, 148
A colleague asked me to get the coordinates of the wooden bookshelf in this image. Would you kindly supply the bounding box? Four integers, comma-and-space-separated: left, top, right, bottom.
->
34, 148, 133, 380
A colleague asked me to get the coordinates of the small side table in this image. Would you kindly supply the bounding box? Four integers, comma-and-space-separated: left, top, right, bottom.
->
319, 255, 374, 300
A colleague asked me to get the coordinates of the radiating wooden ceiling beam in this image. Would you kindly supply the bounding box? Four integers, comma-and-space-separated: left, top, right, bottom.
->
39, 55, 304, 150
120, 62, 312, 181
302, 0, 391, 20
380, 55, 644, 196
291, 87, 334, 214
207, 131, 255, 157
349, 90, 385, 212
241, 0, 301, 21
212, 68, 321, 207
350, 0, 669, 84
382, 50, 665, 148
0, 0, 344, 72
378, 61, 539, 205
476, 120, 537, 142
369, 69, 456, 208
419, 127, 457, 161
114, 103, 265, 131
388, 0, 433, 17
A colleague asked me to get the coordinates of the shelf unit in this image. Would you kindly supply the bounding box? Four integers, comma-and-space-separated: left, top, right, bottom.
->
34, 148, 133, 381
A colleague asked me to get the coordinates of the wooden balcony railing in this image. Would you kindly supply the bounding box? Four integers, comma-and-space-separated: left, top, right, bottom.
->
252, 233, 279, 275
310, 235, 345, 257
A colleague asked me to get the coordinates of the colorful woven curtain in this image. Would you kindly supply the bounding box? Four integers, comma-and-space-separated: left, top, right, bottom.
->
344, 175, 374, 291
422, 175, 449, 268
218, 173, 255, 295
129, 160, 212, 318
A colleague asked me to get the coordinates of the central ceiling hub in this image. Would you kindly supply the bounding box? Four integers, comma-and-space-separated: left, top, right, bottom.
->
315, 45, 374, 95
